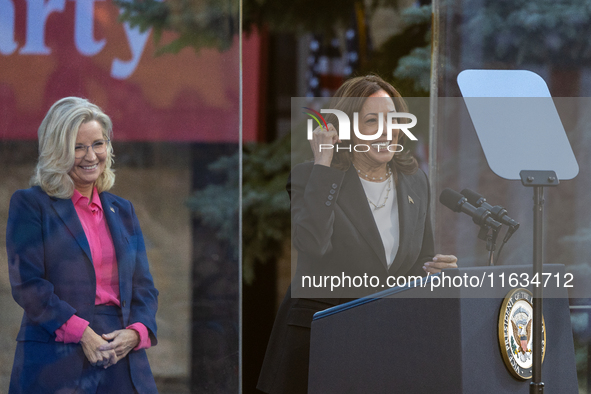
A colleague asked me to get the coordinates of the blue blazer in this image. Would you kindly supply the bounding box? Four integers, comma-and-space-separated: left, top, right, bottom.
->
6, 186, 159, 393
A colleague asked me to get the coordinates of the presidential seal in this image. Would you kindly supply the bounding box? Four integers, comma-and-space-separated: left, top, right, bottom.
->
498, 288, 546, 380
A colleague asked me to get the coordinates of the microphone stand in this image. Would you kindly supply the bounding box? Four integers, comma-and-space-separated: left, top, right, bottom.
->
520, 170, 559, 394
477, 223, 499, 266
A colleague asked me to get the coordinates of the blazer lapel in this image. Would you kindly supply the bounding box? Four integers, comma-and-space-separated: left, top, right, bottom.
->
389, 172, 421, 274
51, 197, 93, 263
99, 193, 132, 305
99, 193, 127, 268
338, 166, 389, 270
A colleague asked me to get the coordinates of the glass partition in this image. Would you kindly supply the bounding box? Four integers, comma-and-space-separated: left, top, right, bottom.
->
432, 0, 591, 389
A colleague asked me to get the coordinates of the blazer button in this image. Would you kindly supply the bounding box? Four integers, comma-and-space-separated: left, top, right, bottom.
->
122, 300, 126, 307
330, 189, 336, 195
332, 183, 338, 189
327, 195, 333, 200
325, 201, 331, 206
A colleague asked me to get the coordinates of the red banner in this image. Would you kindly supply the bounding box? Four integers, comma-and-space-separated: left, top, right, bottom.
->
0, 0, 257, 142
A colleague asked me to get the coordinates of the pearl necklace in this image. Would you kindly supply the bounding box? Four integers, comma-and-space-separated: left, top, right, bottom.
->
366, 174, 392, 210
354, 165, 393, 210
354, 165, 391, 181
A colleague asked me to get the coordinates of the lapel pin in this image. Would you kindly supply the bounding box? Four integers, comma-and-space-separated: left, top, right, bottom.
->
408, 195, 414, 204
110, 207, 115, 213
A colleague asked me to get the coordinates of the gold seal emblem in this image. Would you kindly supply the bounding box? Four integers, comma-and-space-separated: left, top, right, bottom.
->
498, 288, 546, 380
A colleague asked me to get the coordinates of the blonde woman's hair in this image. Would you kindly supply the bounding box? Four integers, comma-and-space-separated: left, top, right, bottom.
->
31, 97, 115, 198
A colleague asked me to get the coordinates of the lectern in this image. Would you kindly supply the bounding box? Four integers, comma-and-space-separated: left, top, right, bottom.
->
308, 265, 577, 393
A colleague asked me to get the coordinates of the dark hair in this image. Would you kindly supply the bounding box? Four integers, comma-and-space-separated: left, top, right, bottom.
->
325, 75, 418, 177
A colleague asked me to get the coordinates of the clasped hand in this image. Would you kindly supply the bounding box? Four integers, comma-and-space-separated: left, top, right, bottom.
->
80, 326, 139, 369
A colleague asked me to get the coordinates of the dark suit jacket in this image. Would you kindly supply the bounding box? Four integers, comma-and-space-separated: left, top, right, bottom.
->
6, 186, 158, 393
257, 163, 434, 393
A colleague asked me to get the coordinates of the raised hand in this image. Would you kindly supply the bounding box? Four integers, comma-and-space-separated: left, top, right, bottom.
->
310, 123, 340, 167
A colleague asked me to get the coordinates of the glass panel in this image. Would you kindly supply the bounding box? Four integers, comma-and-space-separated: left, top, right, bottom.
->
431, 0, 591, 273
0, 0, 241, 392
433, 0, 591, 389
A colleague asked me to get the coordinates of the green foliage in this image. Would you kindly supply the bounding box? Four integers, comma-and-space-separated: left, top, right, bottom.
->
115, 0, 239, 54
244, 0, 408, 36
115, 0, 433, 93
115, 0, 169, 33
399, 3, 431, 26
462, 0, 591, 66
360, 5, 432, 96
392, 5, 431, 93
117, 0, 415, 53
394, 46, 431, 93
186, 135, 294, 283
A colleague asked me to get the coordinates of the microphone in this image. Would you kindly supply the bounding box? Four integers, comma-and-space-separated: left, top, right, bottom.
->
439, 188, 502, 230
460, 189, 520, 230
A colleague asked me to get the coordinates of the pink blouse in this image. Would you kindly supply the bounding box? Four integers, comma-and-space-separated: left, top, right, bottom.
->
54, 188, 151, 350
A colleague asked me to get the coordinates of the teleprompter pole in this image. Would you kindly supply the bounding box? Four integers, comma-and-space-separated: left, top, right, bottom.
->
531, 185, 544, 394
520, 170, 559, 394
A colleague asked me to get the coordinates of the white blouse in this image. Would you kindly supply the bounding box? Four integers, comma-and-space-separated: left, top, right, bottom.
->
359, 175, 400, 268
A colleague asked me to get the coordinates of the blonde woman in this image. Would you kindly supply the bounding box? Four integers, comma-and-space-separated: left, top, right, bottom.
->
6, 97, 158, 393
